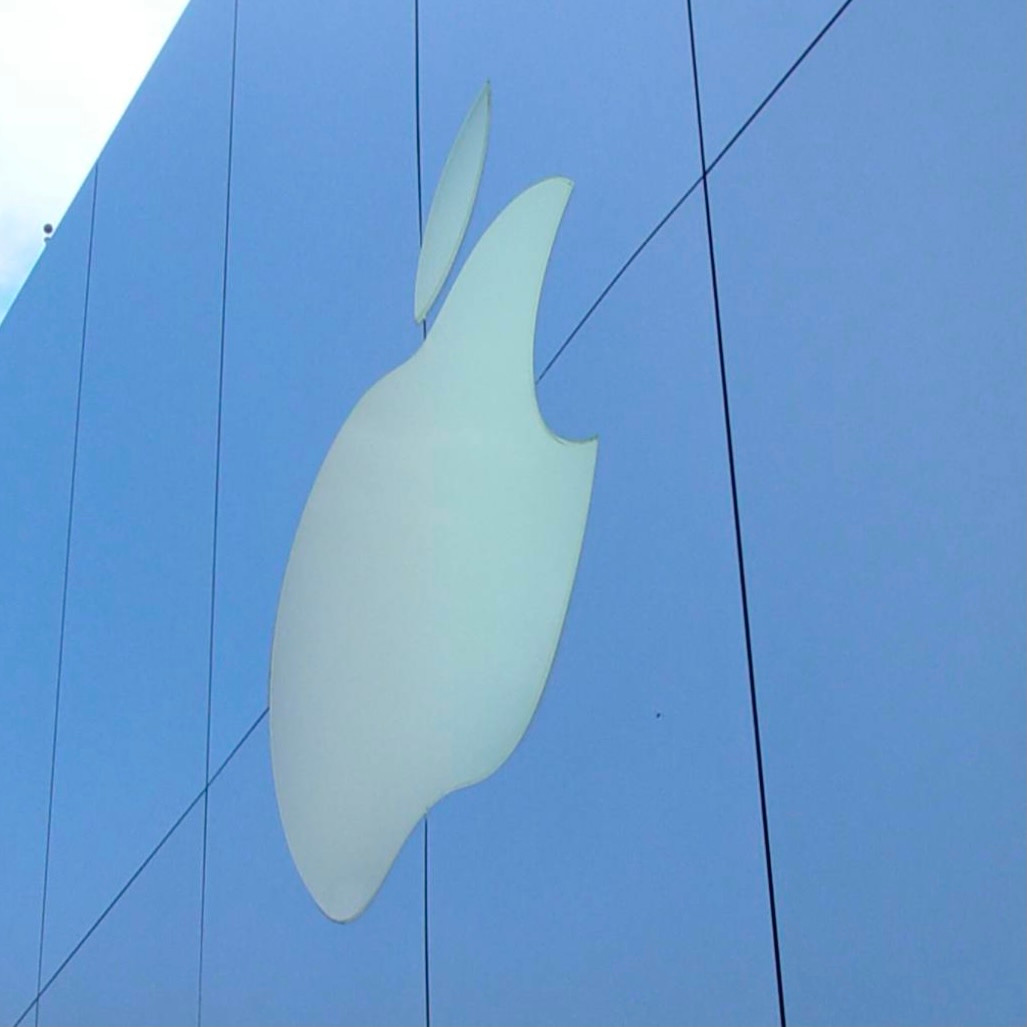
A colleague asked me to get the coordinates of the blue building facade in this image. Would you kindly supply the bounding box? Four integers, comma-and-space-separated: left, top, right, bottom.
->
2, 1, 1024, 1023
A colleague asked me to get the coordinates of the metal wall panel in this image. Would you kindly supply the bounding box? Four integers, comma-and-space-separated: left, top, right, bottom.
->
706, 2, 1026, 1022
206, 0, 422, 771
39, 0, 234, 981
0, 174, 95, 1024
199, 2, 426, 1014
690, 0, 841, 158
3, 0, 1020, 1023
418, 0, 703, 379
38, 806, 203, 1026
200, 719, 424, 1024
429, 198, 781, 1024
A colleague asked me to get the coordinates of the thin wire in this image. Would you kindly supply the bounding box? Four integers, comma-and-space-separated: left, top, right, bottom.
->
15, 2, 861, 1015
412, 4, 431, 1024
537, 0, 857, 386
197, 2, 240, 1023
32, 166, 99, 1027
15, 707, 270, 1027
685, 1, 786, 1022
704, 0, 856, 183
536, 184, 698, 383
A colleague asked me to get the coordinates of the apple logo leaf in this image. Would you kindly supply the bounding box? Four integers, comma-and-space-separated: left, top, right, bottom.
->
269, 85, 598, 923
414, 81, 491, 323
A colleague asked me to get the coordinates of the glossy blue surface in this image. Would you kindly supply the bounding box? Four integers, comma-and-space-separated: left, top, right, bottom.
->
37, 0, 233, 982
38, 807, 203, 1026
707, 2, 1026, 1021
0, 0, 1023, 1023
0, 173, 94, 1024
431, 202, 779, 1025
207, 0, 421, 771
691, 0, 841, 157
418, 0, 702, 373
201, 720, 424, 1024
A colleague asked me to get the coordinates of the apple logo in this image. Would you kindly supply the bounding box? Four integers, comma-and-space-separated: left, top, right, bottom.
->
269, 83, 598, 922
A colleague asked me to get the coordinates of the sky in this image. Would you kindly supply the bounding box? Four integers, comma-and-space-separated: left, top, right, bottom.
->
0, 0, 188, 320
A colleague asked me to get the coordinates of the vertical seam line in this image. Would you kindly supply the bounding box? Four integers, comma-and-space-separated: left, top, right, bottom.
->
413, 2, 431, 1025
33, 164, 100, 1027
16, 707, 268, 1027
684, 2, 788, 1023
197, 0, 240, 1022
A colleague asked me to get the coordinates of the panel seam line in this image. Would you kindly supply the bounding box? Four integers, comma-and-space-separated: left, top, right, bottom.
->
536, 0, 858, 384
413, 3, 432, 1025
32, 164, 99, 1027
685, 1, 789, 1022
197, 1, 241, 1023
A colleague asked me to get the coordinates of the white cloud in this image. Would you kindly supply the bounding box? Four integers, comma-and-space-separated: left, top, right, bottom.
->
0, 0, 189, 320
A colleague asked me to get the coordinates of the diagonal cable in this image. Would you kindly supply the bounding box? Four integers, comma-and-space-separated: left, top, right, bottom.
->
537, 0, 857, 384
14, 707, 269, 1027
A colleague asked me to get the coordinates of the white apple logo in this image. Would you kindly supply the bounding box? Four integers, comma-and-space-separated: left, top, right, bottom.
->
269, 83, 597, 922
